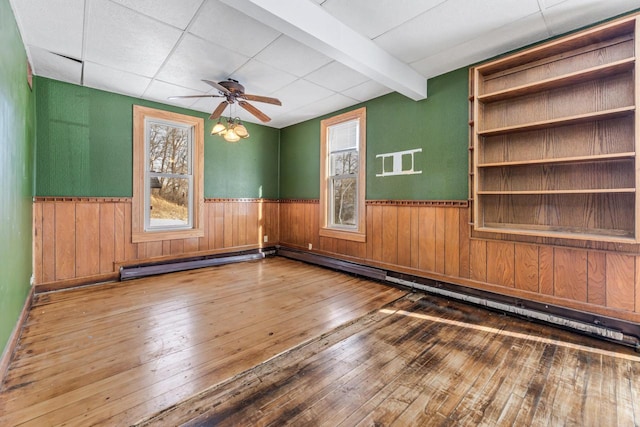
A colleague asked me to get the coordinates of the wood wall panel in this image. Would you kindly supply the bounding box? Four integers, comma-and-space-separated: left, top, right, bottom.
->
554, 248, 588, 302
33, 199, 277, 286
382, 206, 398, 265
397, 207, 411, 267
538, 246, 554, 296
605, 253, 635, 311
469, 239, 487, 282
514, 244, 538, 293
486, 241, 515, 288
587, 252, 606, 306
444, 208, 460, 277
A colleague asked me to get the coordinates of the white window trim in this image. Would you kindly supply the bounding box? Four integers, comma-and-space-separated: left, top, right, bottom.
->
319, 107, 366, 242
132, 105, 204, 243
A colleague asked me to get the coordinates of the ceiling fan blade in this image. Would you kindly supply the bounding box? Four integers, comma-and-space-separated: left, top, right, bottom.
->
240, 94, 282, 106
210, 101, 229, 119
168, 94, 224, 100
239, 100, 271, 122
202, 79, 231, 94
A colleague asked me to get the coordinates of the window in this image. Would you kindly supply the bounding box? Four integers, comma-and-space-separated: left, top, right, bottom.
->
320, 107, 366, 242
132, 106, 204, 242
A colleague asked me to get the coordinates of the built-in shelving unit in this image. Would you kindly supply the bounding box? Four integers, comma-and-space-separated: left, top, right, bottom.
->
470, 14, 639, 242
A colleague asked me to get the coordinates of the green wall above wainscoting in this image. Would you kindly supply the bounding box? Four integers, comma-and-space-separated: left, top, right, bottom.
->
0, 0, 35, 359
279, 67, 469, 201
35, 77, 280, 199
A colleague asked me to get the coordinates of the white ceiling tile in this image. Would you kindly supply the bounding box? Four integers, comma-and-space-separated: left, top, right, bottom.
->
230, 60, 298, 96
10, 0, 84, 59
190, 97, 229, 117
85, 0, 183, 77
321, 0, 447, 38
83, 62, 152, 98
28, 45, 82, 85
275, 79, 335, 110
189, 0, 280, 57
143, 80, 207, 108
342, 80, 392, 102
294, 93, 359, 117
304, 61, 369, 92
542, 0, 640, 36
109, 0, 204, 29
411, 12, 550, 78
254, 35, 332, 78
375, 0, 541, 63
156, 34, 250, 92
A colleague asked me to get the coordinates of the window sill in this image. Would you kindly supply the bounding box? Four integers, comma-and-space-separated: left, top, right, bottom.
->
319, 227, 366, 243
132, 228, 204, 243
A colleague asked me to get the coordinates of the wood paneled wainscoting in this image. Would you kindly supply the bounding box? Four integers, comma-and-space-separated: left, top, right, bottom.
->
279, 199, 640, 323
32, 198, 279, 289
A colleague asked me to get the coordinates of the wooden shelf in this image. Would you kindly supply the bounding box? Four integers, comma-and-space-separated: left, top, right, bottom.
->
478, 223, 635, 243
477, 152, 635, 168
478, 58, 635, 103
478, 106, 635, 137
477, 188, 635, 195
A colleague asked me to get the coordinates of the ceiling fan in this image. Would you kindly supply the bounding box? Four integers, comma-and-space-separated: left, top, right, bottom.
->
168, 79, 282, 123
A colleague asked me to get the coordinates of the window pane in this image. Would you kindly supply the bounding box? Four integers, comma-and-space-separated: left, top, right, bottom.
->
149, 177, 190, 227
148, 123, 190, 175
331, 177, 357, 227
328, 119, 358, 152
331, 151, 358, 176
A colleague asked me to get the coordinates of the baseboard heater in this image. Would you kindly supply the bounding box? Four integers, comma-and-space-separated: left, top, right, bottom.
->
120, 248, 275, 280
277, 247, 640, 351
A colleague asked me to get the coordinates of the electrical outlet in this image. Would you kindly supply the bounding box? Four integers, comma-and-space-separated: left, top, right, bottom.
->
308, 243, 312, 250
263, 235, 268, 243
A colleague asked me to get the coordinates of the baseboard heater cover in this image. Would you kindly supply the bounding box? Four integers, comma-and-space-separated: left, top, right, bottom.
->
120, 249, 274, 280
386, 275, 640, 351
276, 248, 387, 281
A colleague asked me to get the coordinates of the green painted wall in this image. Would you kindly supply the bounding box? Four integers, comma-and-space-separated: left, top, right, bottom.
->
0, 0, 35, 356
280, 67, 469, 200
35, 78, 280, 199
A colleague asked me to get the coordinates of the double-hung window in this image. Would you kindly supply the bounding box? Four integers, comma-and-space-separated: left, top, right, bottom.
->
132, 106, 204, 242
320, 107, 366, 242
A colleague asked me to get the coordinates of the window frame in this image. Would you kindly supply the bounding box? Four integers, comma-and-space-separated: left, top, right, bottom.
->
132, 105, 204, 243
319, 107, 366, 242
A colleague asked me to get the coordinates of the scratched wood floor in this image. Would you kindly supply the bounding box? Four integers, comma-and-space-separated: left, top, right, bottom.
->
2, 258, 639, 426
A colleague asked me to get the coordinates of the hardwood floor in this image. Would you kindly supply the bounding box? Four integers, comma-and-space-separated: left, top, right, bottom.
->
0, 257, 404, 426
1, 256, 639, 426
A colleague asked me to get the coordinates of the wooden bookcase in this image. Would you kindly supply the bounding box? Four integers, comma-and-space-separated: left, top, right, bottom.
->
470, 14, 639, 243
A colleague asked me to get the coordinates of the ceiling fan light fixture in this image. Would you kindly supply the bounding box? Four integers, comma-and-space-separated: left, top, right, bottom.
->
211, 120, 226, 135
235, 123, 249, 139
224, 128, 240, 143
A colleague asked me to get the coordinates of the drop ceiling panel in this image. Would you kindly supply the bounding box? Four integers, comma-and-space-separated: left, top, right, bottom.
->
374, 0, 541, 63
155, 34, 249, 92
230, 60, 298, 95
254, 35, 332, 78
274, 79, 334, 111
84, 0, 183, 78
83, 62, 152, 98
109, 0, 205, 30
10, 0, 84, 60
541, 0, 640, 36
28, 46, 82, 85
411, 12, 550, 78
144, 80, 205, 108
320, 0, 447, 38
305, 61, 369, 92
189, 0, 280, 58
342, 80, 392, 102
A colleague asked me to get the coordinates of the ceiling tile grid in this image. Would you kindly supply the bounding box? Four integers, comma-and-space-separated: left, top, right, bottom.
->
9, 0, 640, 128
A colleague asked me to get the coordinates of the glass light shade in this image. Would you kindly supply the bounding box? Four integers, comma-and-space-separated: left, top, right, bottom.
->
235, 124, 249, 139
224, 128, 240, 142
211, 122, 226, 135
